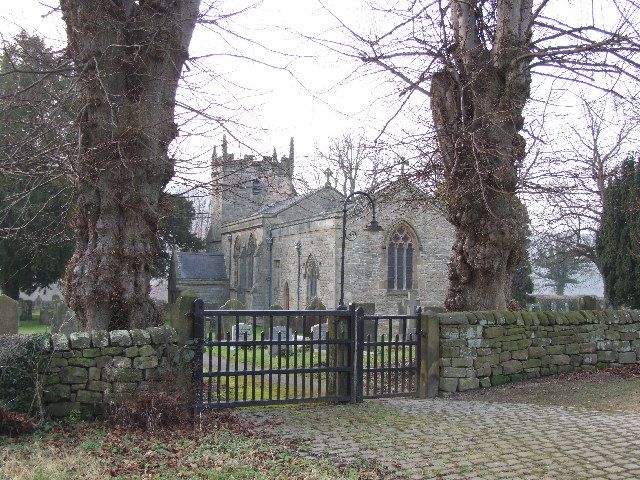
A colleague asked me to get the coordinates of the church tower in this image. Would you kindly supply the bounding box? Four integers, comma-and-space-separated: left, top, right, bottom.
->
207, 136, 297, 252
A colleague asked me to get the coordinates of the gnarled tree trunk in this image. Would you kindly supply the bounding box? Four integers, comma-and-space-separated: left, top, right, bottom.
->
431, 0, 532, 310
60, 0, 201, 330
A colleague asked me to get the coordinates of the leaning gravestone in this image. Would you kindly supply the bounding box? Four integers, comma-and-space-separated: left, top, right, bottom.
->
51, 303, 80, 335
0, 294, 20, 335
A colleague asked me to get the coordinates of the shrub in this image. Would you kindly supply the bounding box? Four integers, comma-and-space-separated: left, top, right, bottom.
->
0, 334, 47, 415
0, 405, 36, 436
107, 372, 191, 431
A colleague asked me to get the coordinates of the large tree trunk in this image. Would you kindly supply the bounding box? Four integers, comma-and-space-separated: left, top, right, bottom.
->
431, 1, 532, 311
60, 0, 200, 330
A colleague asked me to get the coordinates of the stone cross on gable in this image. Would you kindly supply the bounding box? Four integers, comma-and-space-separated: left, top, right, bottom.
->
323, 168, 333, 187
401, 291, 421, 315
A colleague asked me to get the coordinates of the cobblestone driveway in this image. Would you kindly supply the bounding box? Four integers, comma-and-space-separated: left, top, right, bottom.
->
244, 398, 640, 479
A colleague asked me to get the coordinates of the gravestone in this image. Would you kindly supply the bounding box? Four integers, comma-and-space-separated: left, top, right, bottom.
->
51, 304, 80, 335
311, 322, 328, 351
219, 298, 246, 338
19, 300, 33, 322
0, 294, 19, 335
269, 325, 294, 356
231, 323, 253, 342
305, 297, 326, 337
34, 296, 42, 314
405, 326, 417, 340
400, 292, 420, 337
40, 309, 51, 325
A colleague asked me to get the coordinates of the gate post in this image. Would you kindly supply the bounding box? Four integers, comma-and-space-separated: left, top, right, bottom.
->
419, 312, 440, 398
192, 299, 205, 415
354, 306, 364, 403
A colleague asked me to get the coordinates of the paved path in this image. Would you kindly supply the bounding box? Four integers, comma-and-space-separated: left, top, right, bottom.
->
243, 398, 640, 479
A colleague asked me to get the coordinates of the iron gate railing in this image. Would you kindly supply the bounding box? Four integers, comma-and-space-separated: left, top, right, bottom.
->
192, 299, 422, 411
192, 299, 356, 410
356, 309, 421, 400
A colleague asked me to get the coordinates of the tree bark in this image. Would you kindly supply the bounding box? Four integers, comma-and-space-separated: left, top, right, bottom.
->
60, 0, 200, 330
432, 1, 532, 311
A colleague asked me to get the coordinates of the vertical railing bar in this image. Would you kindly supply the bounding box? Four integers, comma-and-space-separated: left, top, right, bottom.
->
401, 317, 407, 393
380, 333, 385, 396
310, 328, 314, 399
207, 325, 213, 404
277, 331, 282, 401
394, 332, 400, 394
366, 333, 371, 397
225, 330, 231, 402
234, 314, 240, 402
408, 332, 414, 394
286, 315, 291, 400
243, 330, 248, 402
387, 317, 393, 395
415, 307, 422, 395
373, 320, 379, 395
293, 328, 298, 400
260, 330, 265, 401
269, 313, 274, 401
251, 315, 257, 402
301, 315, 306, 400
217, 314, 222, 403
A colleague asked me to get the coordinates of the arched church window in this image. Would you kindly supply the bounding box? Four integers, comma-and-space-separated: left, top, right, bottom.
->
387, 224, 415, 290
233, 237, 241, 289
246, 234, 256, 290
304, 255, 319, 301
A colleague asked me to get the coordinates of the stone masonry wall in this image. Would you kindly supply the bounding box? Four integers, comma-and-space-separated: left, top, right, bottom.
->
438, 310, 640, 393
40, 325, 179, 416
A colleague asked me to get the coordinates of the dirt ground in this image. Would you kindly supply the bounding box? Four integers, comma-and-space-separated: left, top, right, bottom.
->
450, 365, 640, 412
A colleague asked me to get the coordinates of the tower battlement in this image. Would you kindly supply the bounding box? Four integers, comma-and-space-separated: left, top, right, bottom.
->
207, 136, 297, 252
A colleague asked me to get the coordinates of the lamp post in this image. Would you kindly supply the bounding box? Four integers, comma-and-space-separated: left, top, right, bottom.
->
338, 191, 383, 308
295, 240, 302, 309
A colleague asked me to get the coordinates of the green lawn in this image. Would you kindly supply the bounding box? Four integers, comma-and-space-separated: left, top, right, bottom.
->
0, 416, 380, 479
18, 319, 51, 335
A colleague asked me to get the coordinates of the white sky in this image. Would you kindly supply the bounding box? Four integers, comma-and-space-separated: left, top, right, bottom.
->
1, 2, 633, 182
4, 0, 632, 297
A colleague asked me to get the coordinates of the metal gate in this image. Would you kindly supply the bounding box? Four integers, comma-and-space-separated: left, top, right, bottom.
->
192, 299, 421, 411
356, 309, 422, 400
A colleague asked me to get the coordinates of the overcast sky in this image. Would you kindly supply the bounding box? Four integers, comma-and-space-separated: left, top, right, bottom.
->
0, 0, 635, 193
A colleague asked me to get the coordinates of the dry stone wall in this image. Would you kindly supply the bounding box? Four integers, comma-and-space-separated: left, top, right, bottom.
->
40, 325, 180, 416
437, 310, 640, 393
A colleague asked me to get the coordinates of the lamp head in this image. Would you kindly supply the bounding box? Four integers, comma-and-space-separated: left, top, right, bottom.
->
365, 219, 383, 232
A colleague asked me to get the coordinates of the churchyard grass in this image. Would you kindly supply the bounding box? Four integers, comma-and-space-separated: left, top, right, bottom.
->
210, 345, 328, 369
17, 319, 50, 335
0, 417, 379, 480
204, 375, 306, 402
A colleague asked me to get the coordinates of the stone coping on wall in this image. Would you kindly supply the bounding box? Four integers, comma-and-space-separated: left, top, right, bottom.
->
436, 310, 640, 394
39, 325, 180, 417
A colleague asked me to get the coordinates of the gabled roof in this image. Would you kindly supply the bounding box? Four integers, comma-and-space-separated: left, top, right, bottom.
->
254, 186, 344, 216
174, 252, 226, 281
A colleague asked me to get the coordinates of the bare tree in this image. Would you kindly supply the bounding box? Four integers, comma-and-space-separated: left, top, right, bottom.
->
315, 133, 383, 194
536, 96, 635, 297
59, 0, 201, 329
316, 0, 640, 310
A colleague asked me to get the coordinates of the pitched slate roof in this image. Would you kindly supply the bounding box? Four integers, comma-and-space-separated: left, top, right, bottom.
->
255, 186, 344, 216
175, 252, 226, 280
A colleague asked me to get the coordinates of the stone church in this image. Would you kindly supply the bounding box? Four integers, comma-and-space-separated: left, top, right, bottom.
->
169, 137, 455, 314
